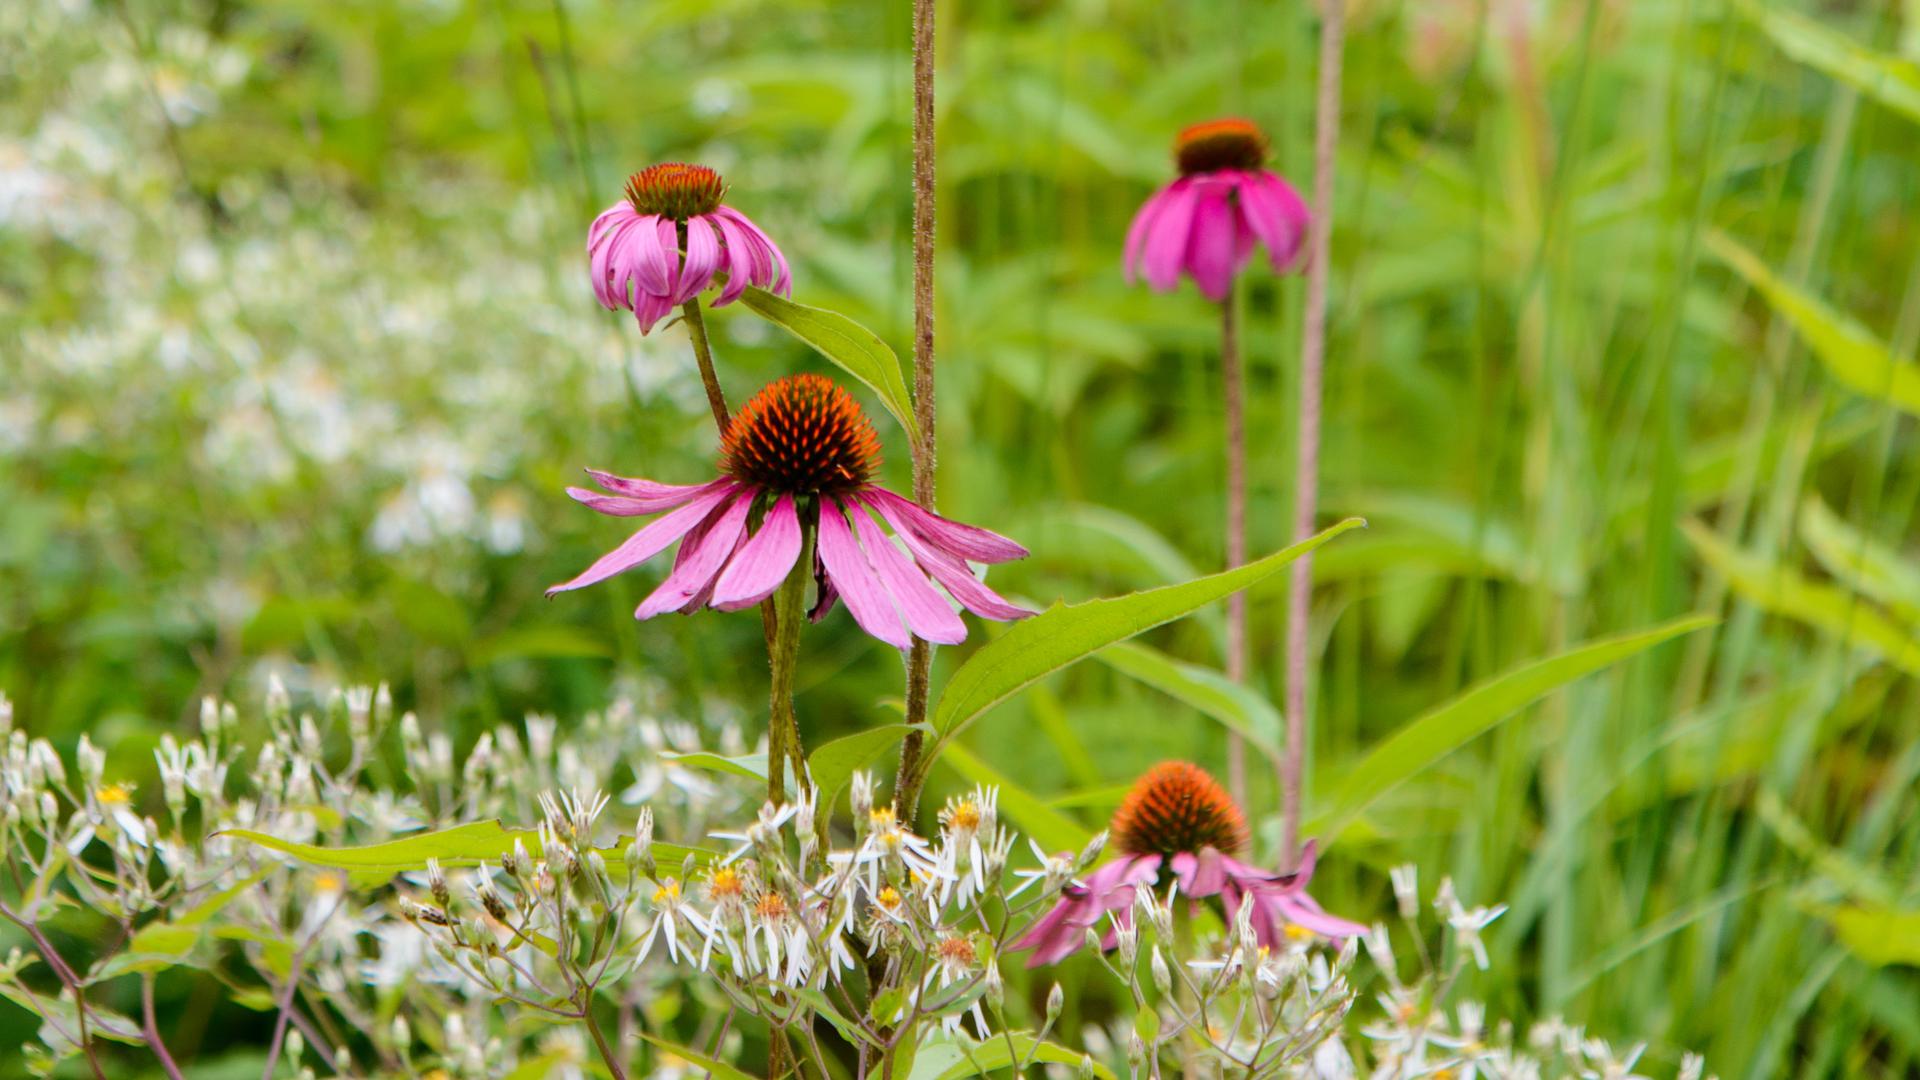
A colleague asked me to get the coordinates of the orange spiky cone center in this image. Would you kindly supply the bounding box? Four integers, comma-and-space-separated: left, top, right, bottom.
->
1174, 118, 1268, 175
1111, 761, 1248, 858
720, 374, 881, 496
624, 163, 727, 219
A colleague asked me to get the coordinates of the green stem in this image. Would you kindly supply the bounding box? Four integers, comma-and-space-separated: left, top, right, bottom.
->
680, 298, 731, 433
768, 523, 815, 804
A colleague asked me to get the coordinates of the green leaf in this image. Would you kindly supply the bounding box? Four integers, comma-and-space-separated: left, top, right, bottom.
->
636, 1034, 757, 1080
220, 820, 710, 882
1739, 3, 1920, 124
662, 751, 769, 782
385, 577, 472, 646
809, 723, 922, 808
869, 987, 909, 1026
739, 287, 919, 441
933, 519, 1363, 743
938, 743, 1091, 853
931, 1032, 1117, 1080
471, 624, 614, 665
1707, 232, 1920, 417
1310, 614, 1714, 839
1799, 496, 1920, 625
1684, 520, 1920, 676
1133, 1003, 1162, 1045
1819, 904, 1920, 967
1093, 642, 1283, 761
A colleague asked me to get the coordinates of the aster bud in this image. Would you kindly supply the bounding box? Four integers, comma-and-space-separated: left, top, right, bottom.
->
286, 1030, 304, 1066
1126, 1032, 1146, 1067
1078, 1056, 1095, 1080
0, 694, 11, 735
1083, 927, 1103, 956
1046, 982, 1064, 1022
76, 736, 104, 788
983, 961, 1004, 1013
850, 771, 874, 825
391, 1016, 410, 1050
1077, 830, 1108, 871
1390, 863, 1419, 919
265, 672, 290, 724
1115, 924, 1138, 966
1150, 946, 1171, 995
426, 858, 449, 908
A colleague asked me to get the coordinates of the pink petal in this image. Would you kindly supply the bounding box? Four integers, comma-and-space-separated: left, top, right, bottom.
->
570, 475, 728, 516
814, 498, 909, 649
849, 503, 966, 645
710, 494, 803, 611
719, 206, 790, 295
1267, 890, 1368, 940
1123, 184, 1176, 284
1240, 171, 1310, 273
674, 215, 722, 305
547, 483, 738, 595
861, 489, 1027, 564
861, 494, 1032, 620
634, 289, 675, 334
1185, 185, 1239, 303
621, 212, 672, 299
653, 217, 683, 303
709, 213, 756, 307
1141, 178, 1199, 292
587, 470, 719, 501
634, 490, 753, 618
1175, 848, 1231, 898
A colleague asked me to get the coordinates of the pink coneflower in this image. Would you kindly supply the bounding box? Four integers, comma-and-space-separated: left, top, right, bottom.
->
1122, 118, 1310, 302
589, 163, 792, 333
1013, 762, 1363, 966
548, 374, 1033, 650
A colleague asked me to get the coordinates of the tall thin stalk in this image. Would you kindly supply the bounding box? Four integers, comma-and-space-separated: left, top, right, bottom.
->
894, 0, 940, 823
1281, 0, 1344, 869
1221, 294, 1249, 804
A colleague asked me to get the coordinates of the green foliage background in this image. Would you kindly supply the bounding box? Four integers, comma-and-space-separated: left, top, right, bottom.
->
5, 0, 1920, 1075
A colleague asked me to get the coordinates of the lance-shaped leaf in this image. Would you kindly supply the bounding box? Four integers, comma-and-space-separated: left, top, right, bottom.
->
1093, 641, 1283, 763
221, 820, 710, 884
740, 287, 919, 441
1709, 231, 1920, 417
933, 518, 1363, 744
1739, 2, 1920, 124
1310, 614, 1715, 840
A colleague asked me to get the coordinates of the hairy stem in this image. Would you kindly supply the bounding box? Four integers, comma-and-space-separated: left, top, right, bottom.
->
1282, 0, 1345, 869
1221, 294, 1249, 806
768, 526, 816, 804
681, 298, 732, 432
894, 0, 940, 824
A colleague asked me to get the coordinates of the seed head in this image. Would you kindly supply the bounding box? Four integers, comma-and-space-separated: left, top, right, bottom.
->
720, 374, 881, 496
1173, 118, 1269, 175
623, 163, 727, 220
1110, 761, 1248, 858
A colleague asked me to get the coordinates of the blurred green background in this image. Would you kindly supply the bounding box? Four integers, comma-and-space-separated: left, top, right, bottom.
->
5, 0, 1920, 1075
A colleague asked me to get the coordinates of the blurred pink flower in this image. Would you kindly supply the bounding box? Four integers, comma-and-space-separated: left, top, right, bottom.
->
549, 375, 1033, 650
589, 163, 791, 333
1123, 119, 1310, 302
1014, 762, 1363, 966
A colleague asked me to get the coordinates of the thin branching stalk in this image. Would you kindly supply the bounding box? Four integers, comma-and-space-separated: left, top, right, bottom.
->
141, 972, 185, 1080
1282, 0, 1345, 868
894, 0, 940, 824
1221, 293, 1249, 804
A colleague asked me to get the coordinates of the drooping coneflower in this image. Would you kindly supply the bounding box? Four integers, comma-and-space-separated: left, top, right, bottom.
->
589, 163, 791, 333
1122, 118, 1310, 302
1013, 761, 1363, 966
548, 374, 1033, 650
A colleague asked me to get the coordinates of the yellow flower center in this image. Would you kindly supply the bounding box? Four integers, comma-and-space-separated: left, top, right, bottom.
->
96, 784, 132, 806
942, 799, 981, 833
708, 866, 745, 900
874, 886, 903, 912
653, 879, 681, 905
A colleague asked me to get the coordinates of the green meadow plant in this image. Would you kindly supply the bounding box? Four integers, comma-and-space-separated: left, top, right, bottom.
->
5, 0, 1920, 1076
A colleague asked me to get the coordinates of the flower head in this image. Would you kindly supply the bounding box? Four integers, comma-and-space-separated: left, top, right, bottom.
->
548, 374, 1035, 650
1123, 117, 1310, 302
589, 162, 791, 333
1013, 761, 1364, 966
